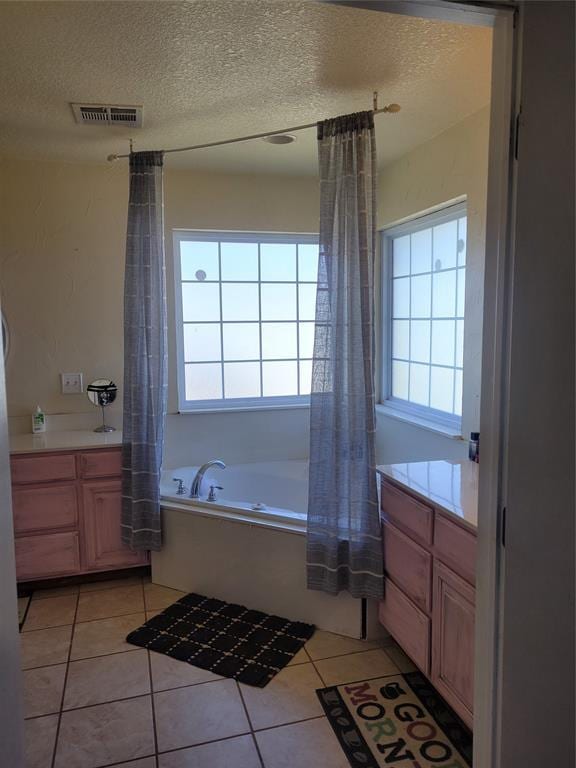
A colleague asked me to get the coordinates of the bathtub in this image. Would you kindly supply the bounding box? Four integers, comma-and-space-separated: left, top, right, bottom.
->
159, 460, 309, 532
153, 459, 383, 638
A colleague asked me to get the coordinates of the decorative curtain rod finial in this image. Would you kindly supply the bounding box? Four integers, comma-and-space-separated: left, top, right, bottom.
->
383, 103, 401, 114
107, 154, 119, 162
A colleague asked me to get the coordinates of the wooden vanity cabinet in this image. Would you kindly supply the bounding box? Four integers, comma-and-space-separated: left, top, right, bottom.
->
11, 447, 147, 581
379, 476, 476, 729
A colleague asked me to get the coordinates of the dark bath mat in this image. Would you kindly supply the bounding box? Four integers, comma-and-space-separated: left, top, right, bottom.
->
127, 592, 315, 687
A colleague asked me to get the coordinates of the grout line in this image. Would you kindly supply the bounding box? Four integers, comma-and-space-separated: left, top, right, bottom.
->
19, 622, 74, 636
156, 730, 253, 758
85, 754, 156, 768
25, 692, 153, 721
235, 680, 265, 768
308, 656, 327, 688
143, 577, 160, 762
50, 590, 80, 768
26, 643, 145, 666
304, 644, 385, 664
253, 714, 326, 735
250, 730, 266, 768
24, 668, 230, 720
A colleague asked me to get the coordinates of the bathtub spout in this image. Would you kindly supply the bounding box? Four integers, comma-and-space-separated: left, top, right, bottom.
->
190, 459, 226, 499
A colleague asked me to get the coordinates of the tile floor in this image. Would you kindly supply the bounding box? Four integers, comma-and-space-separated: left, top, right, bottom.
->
21, 574, 416, 768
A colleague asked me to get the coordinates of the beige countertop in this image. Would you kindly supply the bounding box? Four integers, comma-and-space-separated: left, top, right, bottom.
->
377, 459, 478, 530
10, 430, 123, 455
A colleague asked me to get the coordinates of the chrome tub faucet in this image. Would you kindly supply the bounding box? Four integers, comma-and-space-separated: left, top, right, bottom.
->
190, 459, 226, 499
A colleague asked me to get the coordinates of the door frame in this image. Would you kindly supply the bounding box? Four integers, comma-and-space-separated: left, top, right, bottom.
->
328, 2, 519, 766
0, 296, 25, 765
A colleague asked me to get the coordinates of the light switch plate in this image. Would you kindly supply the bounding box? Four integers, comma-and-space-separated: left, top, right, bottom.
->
61, 372, 83, 394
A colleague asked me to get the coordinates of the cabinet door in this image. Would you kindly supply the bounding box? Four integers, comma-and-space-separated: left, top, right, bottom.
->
81, 480, 147, 570
431, 561, 475, 728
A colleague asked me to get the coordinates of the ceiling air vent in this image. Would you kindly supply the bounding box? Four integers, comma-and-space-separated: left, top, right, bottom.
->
71, 103, 143, 128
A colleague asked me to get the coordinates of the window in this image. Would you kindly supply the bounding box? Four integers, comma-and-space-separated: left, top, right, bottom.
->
381, 203, 467, 430
174, 231, 319, 410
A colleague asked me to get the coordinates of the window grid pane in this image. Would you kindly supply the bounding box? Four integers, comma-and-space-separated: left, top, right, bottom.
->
389, 210, 466, 417
178, 235, 318, 403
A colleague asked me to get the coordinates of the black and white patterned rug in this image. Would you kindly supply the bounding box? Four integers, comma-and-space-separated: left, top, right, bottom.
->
126, 592, 315, 687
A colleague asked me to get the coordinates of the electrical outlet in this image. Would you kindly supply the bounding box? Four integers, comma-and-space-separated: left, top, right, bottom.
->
61, 372, 83, 394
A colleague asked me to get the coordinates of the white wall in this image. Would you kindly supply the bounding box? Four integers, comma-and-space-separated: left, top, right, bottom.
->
375, 107, 490, 464
0, 160, 318, 463
0, 107, 489, 468
163, 167, 318, 466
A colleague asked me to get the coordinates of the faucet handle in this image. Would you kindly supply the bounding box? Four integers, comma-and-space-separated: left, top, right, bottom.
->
172, 478, 187, 496
207, 485, 223, 502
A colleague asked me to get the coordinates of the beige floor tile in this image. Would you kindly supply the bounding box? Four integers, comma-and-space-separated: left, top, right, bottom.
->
33, 584, 80, 600
256, 717, 349, 768
305, 630, 383, 660
158, 734, 261, 768
64, 649, 150, 710
150, 651, 222, 692
23, 595, 78, 631
144, 583, 186, 610
76, 585, 145, 623
79, 576, 143, 593
54, 695, 155, 768
21, 625, 73, 670
286, 647, 309, 666
23, 663, 67, 718
240, 662, 324, 730
24, 713, 59, 768
154, 678, 249, 752
383, 642, 418, 672
113, 760, 156, 768
70, 612, 146, 660
314, 648, 399, 686
146, 609, 163, 620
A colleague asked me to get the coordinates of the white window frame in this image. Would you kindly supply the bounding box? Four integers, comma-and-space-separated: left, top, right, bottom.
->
379, 201, 467, 433
173, 230, 319, 412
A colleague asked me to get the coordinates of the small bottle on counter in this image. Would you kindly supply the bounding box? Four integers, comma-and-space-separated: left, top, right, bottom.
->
31, 405, 46, 434
469, 432, 479, 463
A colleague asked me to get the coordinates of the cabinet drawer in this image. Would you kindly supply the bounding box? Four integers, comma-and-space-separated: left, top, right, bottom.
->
381, 480, 433, 546
13, 484, 78, 535
379, 578, 430, 675
15, 531, 80, 580
434, 513, 477, 585
11, 453, 76, 485
383, 521, 432, 612
79, 450, 122, 479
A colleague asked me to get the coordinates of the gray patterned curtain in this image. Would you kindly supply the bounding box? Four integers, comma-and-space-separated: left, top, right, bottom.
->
121, 151, 167, 551
306, 112, 383, 599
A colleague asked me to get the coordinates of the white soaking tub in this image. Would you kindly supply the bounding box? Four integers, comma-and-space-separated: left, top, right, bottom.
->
153, 460, 374, 637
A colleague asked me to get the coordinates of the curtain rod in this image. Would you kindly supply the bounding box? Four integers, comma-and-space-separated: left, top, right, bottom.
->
106, 98, 401, 162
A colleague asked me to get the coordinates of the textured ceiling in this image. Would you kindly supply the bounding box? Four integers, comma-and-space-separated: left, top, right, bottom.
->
0, 1, 492, 174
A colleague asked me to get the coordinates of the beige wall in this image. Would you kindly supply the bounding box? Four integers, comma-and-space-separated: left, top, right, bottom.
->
375, 107, 490, 463
0, 107, 488, 463
0, 159, 318, 425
